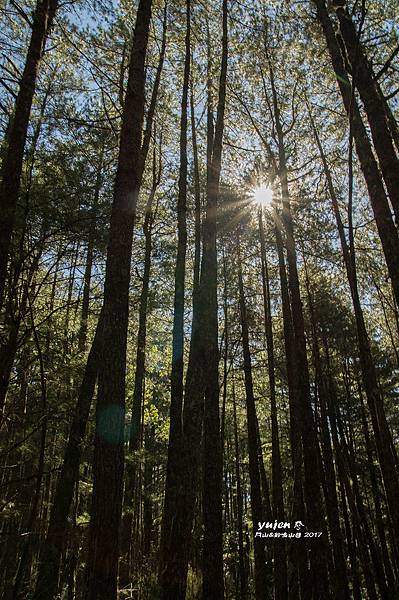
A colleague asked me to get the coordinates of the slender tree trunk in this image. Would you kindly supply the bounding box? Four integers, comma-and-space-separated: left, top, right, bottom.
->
129, 148, 161, 456
159, 2, 192, 596
85, 1, 152, 597
201, 2, 227, 596
259, 208, 287, 600
160, 3, 227, 597
233, 383, 247, 600
302, 253, 350, 599
273, 223, 307, 600
119, 143, 160, 586
190, 82, 201, 298
308, 102, 399, 543
313, 0, 399, 309
142, 424, 154, 560
267, 52, 329, 593
332, 2, 399, 221
0, 0, 58, 308
78, 149, 103, 353
237, 242, 270, 600
159, 85, 203, 597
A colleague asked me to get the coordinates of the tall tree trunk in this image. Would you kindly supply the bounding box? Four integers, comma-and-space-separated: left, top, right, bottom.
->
119, 143, 160, 586
273, 223, 307, 600
237, 242, 270, 600
267, 50, 329, 594
0, 0, 58, 308
308, 102, 399, 543
312, 0, 399, 309
78, 148, 103, 353
302, 252, 350, 599
160, 2, 227, 597
85, 0, 152, 597
190, 82, 201, 299
159, 2, 192, 596
332, 1, 399, 221
258, 208, 287, 600
201, 1, 227, 596
232, 382, 247, 600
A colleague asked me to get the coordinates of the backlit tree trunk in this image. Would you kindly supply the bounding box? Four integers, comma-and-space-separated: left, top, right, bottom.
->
259, 208, 287, 600
0, 0, 58, 308
237, 241, 270, 600
313, 0, 399, 309
85, 0, 152, 597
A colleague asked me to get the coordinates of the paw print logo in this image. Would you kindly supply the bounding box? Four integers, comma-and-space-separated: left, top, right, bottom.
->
294, 521, 304, 530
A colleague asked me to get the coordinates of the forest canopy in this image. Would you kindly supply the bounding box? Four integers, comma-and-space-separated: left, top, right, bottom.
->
0, 0, 399, 599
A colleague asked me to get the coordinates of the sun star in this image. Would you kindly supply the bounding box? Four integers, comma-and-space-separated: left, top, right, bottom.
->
253, 184, 273, 209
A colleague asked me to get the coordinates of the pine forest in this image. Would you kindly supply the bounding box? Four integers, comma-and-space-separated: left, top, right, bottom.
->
0, 0, 399, 598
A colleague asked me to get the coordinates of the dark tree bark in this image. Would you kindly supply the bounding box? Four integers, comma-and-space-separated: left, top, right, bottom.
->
158, 2, 192, 596
332, 1, 399, 221
190, 82, 201, 299
266, 50, 329, 595
169, 0, 190, 496
258, 208, 288, 600
273, 223, 308, 600
78, 149, 103, 353
232, 383, 247, 600
201, 2, 227, 596
160, 2, 227, 597
119, 143, 161, 587
313, 0, 399, 311
308, 101, 399, 544
237, 241, 270, 600
302, 253, 350, 599
85, 0, 152, 597
0, 0, 58, 309
142, 425, 154, 559
129, 146, 161, 456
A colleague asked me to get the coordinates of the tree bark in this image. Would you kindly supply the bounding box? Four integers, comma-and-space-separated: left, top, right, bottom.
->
332, 1, 399, 221
232, 383, 247, 600
313, 0, 399, 310
85, 0, 152, 597
273, 223, 308, 600
259, 208, 288, 600
160, 3, 227, 597
119, 143, 161, 587
158, 2, 192, 596
78, 148, 103, 353
0, 0, 58, 308
302, 253, 350, 599
308, 101, 399, 544
267, 51, 329, 594
237, 242, 270, 600
201, 2, 227, 596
